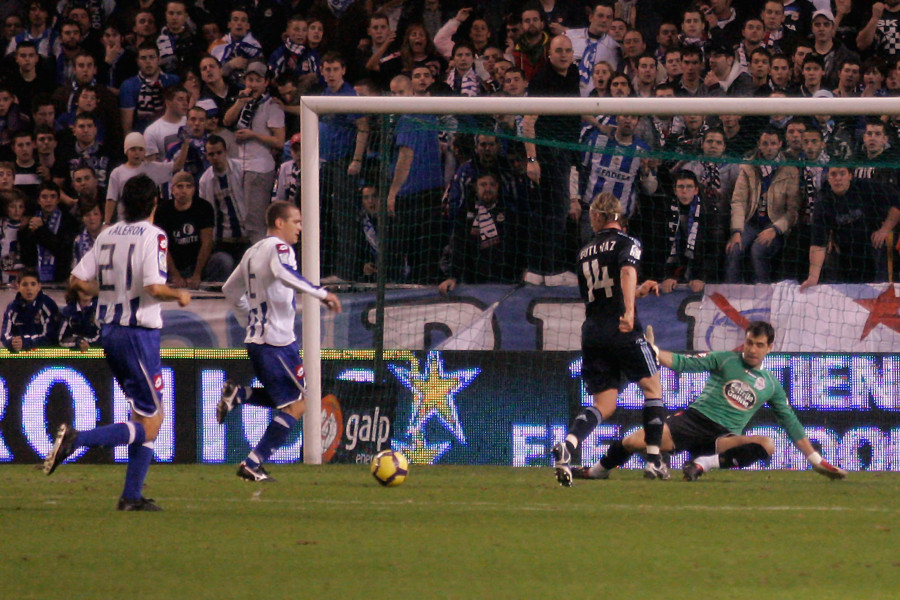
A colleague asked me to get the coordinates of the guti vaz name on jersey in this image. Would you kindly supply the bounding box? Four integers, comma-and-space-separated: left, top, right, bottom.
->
579, 239, 616, 260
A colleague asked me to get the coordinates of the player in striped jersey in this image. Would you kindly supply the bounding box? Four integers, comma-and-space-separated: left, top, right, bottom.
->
552, 191, 667, 487
218, 201, 341, 482
45, 175, 191, 511
578, 114, 657, 219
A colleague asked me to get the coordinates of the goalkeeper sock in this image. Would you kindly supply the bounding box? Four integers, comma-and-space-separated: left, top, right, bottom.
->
599, 440, 633, 470
642, 399, 666, 465
246, 412, 297, 468
75, 421, 145, 448
718, 443, 770, 469
693, 454, 719, 472
122, 441, 154, 501
566, 406, 602, 453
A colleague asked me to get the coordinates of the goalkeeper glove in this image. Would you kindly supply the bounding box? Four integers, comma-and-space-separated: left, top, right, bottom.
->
644, 325, 660, 366
807, 452, 847, 480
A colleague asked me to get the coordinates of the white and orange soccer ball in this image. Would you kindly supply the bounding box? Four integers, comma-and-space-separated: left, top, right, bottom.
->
370, 449, 409, 487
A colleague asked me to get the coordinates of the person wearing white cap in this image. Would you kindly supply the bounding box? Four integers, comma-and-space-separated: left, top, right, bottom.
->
222, 59, 284, 243
105, 131, 189, 224
809, 9, 859, 90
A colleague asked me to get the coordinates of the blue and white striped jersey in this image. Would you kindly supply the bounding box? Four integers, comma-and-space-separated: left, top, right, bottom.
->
71, 220, 169, 328
222, 236, 328, 346
580, 132, 650, 217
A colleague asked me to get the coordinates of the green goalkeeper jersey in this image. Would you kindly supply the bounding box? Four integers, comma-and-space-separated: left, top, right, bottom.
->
670, 351, 806, 442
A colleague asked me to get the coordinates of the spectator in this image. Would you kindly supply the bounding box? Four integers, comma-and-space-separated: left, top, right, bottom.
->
681, 127, 740, 269
54, 19, 84, 86
676, 45, 706, 96
2, 14, 25, 51
33, 126, 66, 190
445, 133, 527, 222
511, 6, 550, 80
143, 84, 188, 160
654, 21, 680, 64
385, 74, 444, 283
0, 162, 15, 192
663, 48, 682, 84
383, 22, 445, 79
195, 98, 236, 158
318, 52, 369, 279
565, 1, 620, 96
6, 0, 56, 57
164, 105, 209, 183
721, 114, 757, 157
522, 34, 580, 286
0, 189, 26, 285
1, 267, 59, 351
783, 123, 829, 281
439, 172, 525, 293
783, 119, 807, 159
768, 52, 791, 90
221, 60, 284, 243
119, 41, 180, 134
855, 120, 900, 187
106, 131, 186, 223
69, 163, 106, 213
727, 127, 799, 284
126, 9, 159, 52
579, 113, 657, 224
98, 21, 138, 95
209, 8, 265, 85
782, 0, 815, 40
274, 133, 302, 204
58, 287, 99, 351
803, 167, 900, 287
19, 181, 80, 282
71, 200, 103, 265
11, 130, 41, 202
748, 47, 772, 91
760, 0, 791, 52
661, 170, 718, 293
55, 52, 123, 152
857, 0, 900, 58
7, 41, 55, 116
356, 184, 381, 281
861, 57, 889, 97
0, 85, 31, 157
678, 7, 708, 52
156, 170, 229, 286
268, 15, 316, 91
410, 64, 436, 96
446, 41, 484, 96
198, 54, 240, 118
156, 0, 200, 75
790, 40, 814, 86
197, 134, 248, 265
734, 17, 765, 73
57, 112, 112, 190
362, 13, 399, 89
704, 0, 741, 48
633, 52, 659, 97
809, 10, 859, 89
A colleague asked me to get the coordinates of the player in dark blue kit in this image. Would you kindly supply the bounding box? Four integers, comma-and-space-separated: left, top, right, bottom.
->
45, 175, 191, 511
552, 191, 667, 486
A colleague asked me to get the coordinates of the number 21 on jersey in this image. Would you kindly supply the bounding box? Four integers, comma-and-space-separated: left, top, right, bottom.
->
582, 259, 614, 303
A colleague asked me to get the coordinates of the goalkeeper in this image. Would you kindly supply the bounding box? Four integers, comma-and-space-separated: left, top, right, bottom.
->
577, 320, 847, 481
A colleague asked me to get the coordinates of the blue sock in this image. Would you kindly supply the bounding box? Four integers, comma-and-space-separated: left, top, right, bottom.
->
245, 412, 297, 468
76, 422, 145, 448
122, 442, 154, 501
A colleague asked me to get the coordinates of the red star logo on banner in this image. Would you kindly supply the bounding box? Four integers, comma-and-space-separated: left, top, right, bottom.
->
855, 285, 900, 340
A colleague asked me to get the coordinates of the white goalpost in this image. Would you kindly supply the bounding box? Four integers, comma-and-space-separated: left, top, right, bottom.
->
298, 95, 900, 464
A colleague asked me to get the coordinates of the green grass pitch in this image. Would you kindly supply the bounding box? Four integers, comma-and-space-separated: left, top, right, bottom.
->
2, 464, 899, 599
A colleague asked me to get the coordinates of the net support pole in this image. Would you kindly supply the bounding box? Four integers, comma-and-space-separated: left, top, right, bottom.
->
300, 100, 322, 465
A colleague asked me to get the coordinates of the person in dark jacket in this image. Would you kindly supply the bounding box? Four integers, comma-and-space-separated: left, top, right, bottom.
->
58, 287, 99, 351
1, 268, 59, 351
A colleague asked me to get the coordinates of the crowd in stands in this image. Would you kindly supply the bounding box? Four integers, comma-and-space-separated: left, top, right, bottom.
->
1, 0, 900, 327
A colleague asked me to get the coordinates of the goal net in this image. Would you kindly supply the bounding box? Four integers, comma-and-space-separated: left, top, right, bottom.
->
298, 96, 900, 472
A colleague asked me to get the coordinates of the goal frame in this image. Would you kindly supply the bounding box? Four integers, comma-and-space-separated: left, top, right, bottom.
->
297, 96, 900, 464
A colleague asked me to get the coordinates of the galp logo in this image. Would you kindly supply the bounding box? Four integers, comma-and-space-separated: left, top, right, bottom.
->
321, 394, 343, 463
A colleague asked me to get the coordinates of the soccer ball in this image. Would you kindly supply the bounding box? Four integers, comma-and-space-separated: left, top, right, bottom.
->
370, 449, 409, 487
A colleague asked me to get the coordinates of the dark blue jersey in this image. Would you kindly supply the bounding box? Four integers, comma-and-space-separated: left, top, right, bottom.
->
577, 227, 643, 325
